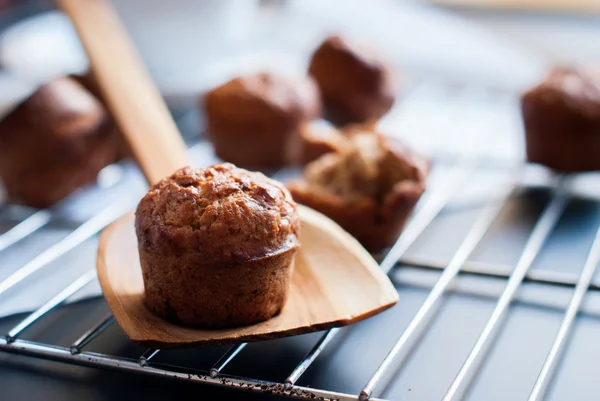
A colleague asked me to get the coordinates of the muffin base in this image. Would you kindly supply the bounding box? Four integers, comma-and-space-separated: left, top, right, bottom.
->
140, 245, 297, 328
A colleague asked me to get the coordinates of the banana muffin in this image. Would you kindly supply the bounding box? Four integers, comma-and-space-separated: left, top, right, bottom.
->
288, 127, 427, 252
308, 35, 398, 126
135, 163, 301, 328
0, 77, 119, 208
293, 119, 346, 165
522, 67, 600, 172
203, 72, 321, 168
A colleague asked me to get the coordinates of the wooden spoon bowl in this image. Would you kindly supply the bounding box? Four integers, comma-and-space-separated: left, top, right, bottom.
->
98, 205, 397, 348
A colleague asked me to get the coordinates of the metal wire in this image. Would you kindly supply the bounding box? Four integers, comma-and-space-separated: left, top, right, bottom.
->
359, 183, 517, 400
6, 270, 96, 342
0, 203, 126, 297
528, 221, 600, 401
443, 176, 570, 401
0, 210, 51, 253
70, 314, 115, 354
139, 348, 161, 367
210, 343, 248, 378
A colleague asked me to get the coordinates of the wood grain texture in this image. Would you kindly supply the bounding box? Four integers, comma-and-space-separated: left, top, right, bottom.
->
97, 205, 399, 348
58, 0, 190, 185
428, 0, 600, 14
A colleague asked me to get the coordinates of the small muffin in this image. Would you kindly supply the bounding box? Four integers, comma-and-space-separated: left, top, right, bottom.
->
204, 73, 321, 167
522, 67, 600, 172
293, 119, 346, 165
288, 127, 427, 252
135, 164, 301, 328
0, 77, 119, 208
309, 35, 398, 126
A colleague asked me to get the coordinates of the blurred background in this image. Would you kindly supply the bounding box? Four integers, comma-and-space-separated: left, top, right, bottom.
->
2, 0, 600, 165
1, 0, 599, 107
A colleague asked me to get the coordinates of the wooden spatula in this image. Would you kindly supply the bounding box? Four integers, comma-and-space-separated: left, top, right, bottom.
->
59, 0, 398, 347
58, 0, 189, 185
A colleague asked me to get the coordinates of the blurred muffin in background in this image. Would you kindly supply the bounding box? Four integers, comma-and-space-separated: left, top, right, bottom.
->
522, 67, 600, 172
309, 35, 398, 126
292, 119, 346, 165
288, 125, 427, 252
70, 72, 131, 159
203, 72, 321, 168
0, 76, 120, 208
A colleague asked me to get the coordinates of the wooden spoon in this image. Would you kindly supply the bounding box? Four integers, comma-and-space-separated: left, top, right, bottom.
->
60, 0, 398, 347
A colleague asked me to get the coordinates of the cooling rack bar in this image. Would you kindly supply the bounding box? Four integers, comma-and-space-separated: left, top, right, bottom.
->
0, 210, 51, 253
359, 183, 516, 400
6, 270, 96, 343
210, 343, 247, 378
284, 329, 338, 389
443, 176, 570, 401
70, 314, 115, 355
0, 203, 127, 297
397, 257, 600, 291
528, 222, 600, 400
0, 338, 382, 401
139, 348, 160, 366
283, 161, 477, 389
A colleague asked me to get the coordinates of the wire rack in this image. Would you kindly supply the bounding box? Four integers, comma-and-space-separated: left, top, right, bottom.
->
1, 78, 600, 401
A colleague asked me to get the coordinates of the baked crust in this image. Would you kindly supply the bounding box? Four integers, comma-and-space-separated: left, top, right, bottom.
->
204, 73, 321, 167
288, 127, 427, 251
135, 164, 301, 327
0, 77, 119, 207
522, 67, 600, 172
308, 35, 398, 126
293, 120, 346, 165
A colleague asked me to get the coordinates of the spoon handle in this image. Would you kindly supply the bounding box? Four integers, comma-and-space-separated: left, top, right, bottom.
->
58, 0, 190, 185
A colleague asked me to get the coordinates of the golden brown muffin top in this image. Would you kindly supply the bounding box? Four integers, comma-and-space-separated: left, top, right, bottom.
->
523, 67, 600, 120
135, 163, 300, 264
204, 72, 321, 128
1, 77, 106, 141
301, 126, 428, 206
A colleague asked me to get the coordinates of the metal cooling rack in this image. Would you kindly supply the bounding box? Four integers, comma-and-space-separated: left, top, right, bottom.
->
1, 79, 600, 401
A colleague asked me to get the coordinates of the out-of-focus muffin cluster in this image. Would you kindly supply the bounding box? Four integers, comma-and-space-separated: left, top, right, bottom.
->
201, 35, 425, 252
202, 35, 401, 170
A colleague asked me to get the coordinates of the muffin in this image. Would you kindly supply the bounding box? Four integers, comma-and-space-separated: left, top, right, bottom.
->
135, 163, 301, 328
309, 35, 398, 126
288, 127, 427, 252
71, 72, 130, 159
293, 119, 346, 165
0, 77, 119, 208
522, 67, 600, 172
204, 72, 321, 168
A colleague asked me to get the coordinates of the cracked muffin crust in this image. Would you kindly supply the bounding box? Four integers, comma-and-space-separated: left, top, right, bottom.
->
522, 67, 600, 172
204, 72, 321, 167
135, 163, 301, 328
308, 35, 398, 126
0, 76, 119, 207
288, 126, 427, 252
